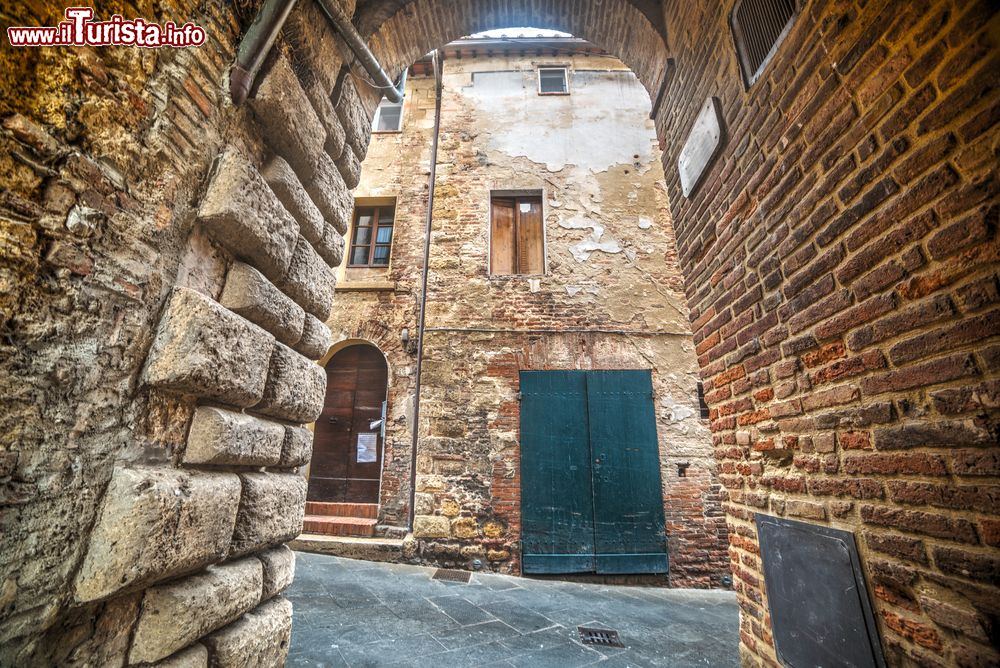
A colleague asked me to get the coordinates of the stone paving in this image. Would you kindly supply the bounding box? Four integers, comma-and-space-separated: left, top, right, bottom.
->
287, 552, 739, 667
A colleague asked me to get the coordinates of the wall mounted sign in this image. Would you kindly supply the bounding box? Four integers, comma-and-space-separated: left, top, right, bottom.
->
756, 514, 886, 668
356, 433, 377, 463
678, 97, 724, 197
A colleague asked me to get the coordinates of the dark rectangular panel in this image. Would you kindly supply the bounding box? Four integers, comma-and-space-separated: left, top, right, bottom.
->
757, 514, 886, 668
587, 370, 668, 574
520, 370, 596, 574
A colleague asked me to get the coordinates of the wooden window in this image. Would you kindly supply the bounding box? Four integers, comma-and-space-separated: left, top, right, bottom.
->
348, 205, 395, 267
491, 195, 544, 275
731, 0, 798, 87
537, 67, 568, 95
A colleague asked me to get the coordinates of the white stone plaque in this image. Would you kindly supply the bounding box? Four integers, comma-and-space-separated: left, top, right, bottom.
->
357, 433, 377, 463
678, 97, 723, 197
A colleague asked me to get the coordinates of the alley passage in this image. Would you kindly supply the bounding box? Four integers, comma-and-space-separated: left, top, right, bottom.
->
287, 552, 738, 667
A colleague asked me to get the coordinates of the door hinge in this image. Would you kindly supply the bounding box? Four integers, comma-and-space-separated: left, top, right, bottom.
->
516, 391, 523, 401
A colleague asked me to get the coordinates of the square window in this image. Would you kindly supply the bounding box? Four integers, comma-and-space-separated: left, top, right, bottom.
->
374, 102, 403, 132
349, 203, 396, 267
538, 67, 568, 95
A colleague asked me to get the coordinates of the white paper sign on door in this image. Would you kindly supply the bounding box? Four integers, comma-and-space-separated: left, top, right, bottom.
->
356, 433, 377, 463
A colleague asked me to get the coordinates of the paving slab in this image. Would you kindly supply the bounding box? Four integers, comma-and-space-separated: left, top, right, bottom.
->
287, 552, 738, 667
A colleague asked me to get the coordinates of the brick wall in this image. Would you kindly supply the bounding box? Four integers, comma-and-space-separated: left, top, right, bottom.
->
655, 0, 999, 665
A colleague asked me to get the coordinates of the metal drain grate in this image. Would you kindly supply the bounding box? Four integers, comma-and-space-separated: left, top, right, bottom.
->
578, 626, 624, 648
432, 568, 471, 583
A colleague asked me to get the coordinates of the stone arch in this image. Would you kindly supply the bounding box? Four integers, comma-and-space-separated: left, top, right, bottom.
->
364, 0, 672, 100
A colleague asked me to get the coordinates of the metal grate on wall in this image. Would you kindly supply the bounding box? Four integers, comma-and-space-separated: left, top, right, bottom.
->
731, 0, 798, 86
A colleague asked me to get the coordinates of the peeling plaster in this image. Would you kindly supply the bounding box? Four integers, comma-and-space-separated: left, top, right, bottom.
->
460, 70, 657, 173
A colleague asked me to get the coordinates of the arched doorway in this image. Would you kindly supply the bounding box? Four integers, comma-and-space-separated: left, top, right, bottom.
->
308, 344, 389, 504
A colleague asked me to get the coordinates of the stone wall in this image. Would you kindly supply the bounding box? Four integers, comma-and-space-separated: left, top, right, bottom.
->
2, 0, 997, 665
0, 0, 364, 663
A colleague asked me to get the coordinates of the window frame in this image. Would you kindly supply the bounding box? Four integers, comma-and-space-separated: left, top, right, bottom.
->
489, 192, 547, 276
537, 66, 569, 96
348, 204, 396, 268
730, 0, 800, 89
372, 98, 404, 133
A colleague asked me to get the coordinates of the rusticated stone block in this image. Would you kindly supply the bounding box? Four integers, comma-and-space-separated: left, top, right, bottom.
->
334, 72, 372, 159
279, 425, 313, 468
323, 102, 348, 161
335, 144, 362, 189
183, 406, 284, 467
151, 644, 208, 668
129, 558, 263, 664
203, 597, 292, 668
413, 515, 450, 538
254, 343, 325, 423
220, 262, 304, 347
305, 152, 352, 235
74, 467, 240, 603
281, 1, 347, 98
250, 56, 325, 179
314, 221, 346, 268
230, 472, 307, 557
257, 545, 295, 600
197, 150, 298, 280
277, 236, 337, 320
143, 287, 273, 407
261, 156, 324, 246
294, 313, 332, 360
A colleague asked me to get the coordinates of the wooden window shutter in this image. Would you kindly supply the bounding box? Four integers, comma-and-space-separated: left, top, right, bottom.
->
491, 198, 516, 275
517, 199, 544, 275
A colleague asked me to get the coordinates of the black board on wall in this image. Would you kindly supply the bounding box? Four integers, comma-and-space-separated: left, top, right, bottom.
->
756, 514, 886, 668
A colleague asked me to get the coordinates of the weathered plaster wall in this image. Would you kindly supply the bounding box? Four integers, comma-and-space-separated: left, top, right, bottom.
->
326, 47, 728, 585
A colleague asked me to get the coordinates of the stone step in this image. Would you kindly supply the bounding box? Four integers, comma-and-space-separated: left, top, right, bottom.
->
290, 534, 405, 563
305, 501, 378, 519
302, 514, 377, 537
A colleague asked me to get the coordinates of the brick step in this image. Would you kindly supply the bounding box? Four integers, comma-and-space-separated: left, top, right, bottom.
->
302, 514, 377, 537
305, 502, 378, 519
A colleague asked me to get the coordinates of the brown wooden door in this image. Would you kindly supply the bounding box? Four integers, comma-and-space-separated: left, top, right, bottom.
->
307, 345, 388, 503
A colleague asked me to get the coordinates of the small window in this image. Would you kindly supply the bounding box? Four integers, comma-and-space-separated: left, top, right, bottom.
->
372, 98, 403, 132
696, 382, 710, 419
490, 195, 544, 275
348, 204, 395, 267
537, 67, 568, 95
731, 0, 798, 87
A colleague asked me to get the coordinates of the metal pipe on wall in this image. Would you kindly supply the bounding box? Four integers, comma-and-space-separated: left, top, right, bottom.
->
229, 0, 298, 105
314, 0, 405, 103
407, 49, 443, 532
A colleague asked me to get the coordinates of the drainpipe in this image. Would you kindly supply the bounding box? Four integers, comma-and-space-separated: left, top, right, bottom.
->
407, 50, 443, 532
314, 0, 405, 103
229, 0, 298, 105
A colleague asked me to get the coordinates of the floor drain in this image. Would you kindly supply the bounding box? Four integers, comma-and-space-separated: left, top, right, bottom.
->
578, 626, 625, 648
432, 568, 472, 583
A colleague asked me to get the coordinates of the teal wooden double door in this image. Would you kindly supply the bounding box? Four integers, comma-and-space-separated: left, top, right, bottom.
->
520, 370, 668, 575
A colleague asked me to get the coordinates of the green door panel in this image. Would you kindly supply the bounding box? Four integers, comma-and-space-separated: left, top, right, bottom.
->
519, 370, 596, 574
587, 370, 668, 574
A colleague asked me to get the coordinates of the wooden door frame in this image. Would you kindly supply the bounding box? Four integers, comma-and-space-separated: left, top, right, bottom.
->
306, 339, 391, 505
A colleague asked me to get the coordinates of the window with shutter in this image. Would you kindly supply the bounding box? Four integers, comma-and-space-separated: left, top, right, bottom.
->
730, 0, 798, 87
490, 195, 544, 275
